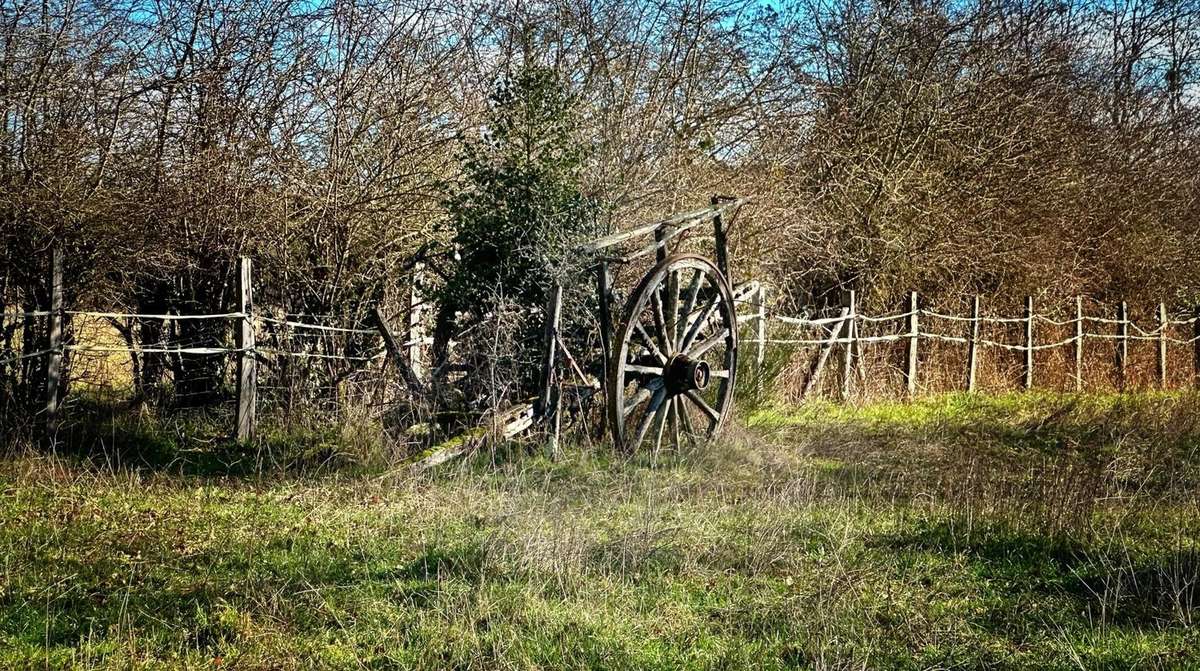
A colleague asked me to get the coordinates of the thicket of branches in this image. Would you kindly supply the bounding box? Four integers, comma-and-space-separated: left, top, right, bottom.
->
1, 0, 1198, 415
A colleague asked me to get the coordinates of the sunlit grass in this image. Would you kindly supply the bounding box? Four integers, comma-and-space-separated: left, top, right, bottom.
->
2, 392, 1198, 669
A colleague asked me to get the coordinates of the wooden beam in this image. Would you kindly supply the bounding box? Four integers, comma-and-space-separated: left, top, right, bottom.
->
1158, 302, 1168, 389
801, 307, 848, 400
754, 284, 767, 397
966, 295, 980, 392
235, 257, 256, 443
1194, 306, 1200, 388
711, 194, 730, 280
373, 307, 426, 395
841, 290, 856, 400
1116, 301, 1128, 392
44, 247, 63, 439
1074, 296, 1084, 392
1023, 296, 1034, 390
537, 283, 563, 419
905, 291, 919, 397
408, 263, 425, 380
581, 199, 745, 253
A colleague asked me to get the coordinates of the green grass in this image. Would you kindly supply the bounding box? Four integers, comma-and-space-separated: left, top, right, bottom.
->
2, 392, 1199, 669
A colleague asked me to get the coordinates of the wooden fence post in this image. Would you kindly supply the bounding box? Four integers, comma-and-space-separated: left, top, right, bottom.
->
538, 284, 563, 457
235, 257, 256, 443
754, 284, 766, 392
408, 262, 425, 381
1023, 296, 1034, 390
1074, 296, 1084, 392
1158, 302, 1168, 389
841, 289, 856, 400
1116, 301, 1128, 392
1194, 306, 1200, 387
711, 195, 729, 279
44, 246, 63, 438
906, 291, 918, 397
966, 295, 980, 392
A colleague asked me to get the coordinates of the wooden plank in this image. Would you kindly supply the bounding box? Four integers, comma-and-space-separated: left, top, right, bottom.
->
373, 307, 426, 395
841, 290, 856, 400
1023, 296, 1034, 390
801, 307, 849, 400
235, 257, 256, 443
1116, 301, 1128, 392
44, 247, 63, 438
905, 291, 918, 397
581, 199, 745, 253
408, 401, 537, 474
966, 295, 980, 392
1158, 302, 1168, 389
1074, 296, 1084, 392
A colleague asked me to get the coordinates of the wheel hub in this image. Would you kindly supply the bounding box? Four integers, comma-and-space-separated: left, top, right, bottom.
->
665, 354, 710, 393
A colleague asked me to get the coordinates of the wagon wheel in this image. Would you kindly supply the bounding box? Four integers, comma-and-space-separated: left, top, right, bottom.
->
607, 253, 738, 454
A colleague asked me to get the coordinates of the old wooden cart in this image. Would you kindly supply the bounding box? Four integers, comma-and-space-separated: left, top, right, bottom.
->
543, 196, 754, 454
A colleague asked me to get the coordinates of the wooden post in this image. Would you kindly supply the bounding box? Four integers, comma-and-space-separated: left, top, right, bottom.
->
966, 295, 980, 392
44, 246, 63, 438
235, 257, 256, 443
905, 291, 919, 397
1158, 302, 1168, 389
408, 262, 425, 381
542, 282, 564, 456
1023, 296, 1034, 390
711, 195, 729, 279
841, 290, 856, 400
373, 307, 425, 395
754, 284, 767, 386
1080, 296, 1089, 391
1194, 306, 1200, 388
1116, 301, 1128, 392
597, 263, 613, 395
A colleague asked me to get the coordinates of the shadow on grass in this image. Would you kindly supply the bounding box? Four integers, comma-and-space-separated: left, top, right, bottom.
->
43, 395, 356, 477
883, 519, 1200, 629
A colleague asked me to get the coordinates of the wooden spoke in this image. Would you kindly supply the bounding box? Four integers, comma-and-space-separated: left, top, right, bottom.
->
624, 386, 652, 417
688, 328, 730, 358
680, 293, 719, 353
668, 397, 681, 450
710, 369, 730, 379
632, 388, 668, 449
633, 321, 668, 364
677, 269, 703, 344
677, 395, 697, 439
650, 287, 673, 354
624, 363, 665, 376
684, 390, 721, 426
653, 400, 670, 456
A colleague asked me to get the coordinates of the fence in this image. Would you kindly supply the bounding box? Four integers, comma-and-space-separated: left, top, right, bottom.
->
739, 289, 1200, 399
7, 247, 1200, 446
1, 251, 426, 444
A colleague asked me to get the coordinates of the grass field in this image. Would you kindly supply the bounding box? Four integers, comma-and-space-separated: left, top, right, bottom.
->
2, 393, 1199, 669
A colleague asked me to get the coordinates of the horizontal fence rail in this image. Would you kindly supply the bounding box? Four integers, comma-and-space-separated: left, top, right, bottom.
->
734, 290, 1200, 399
